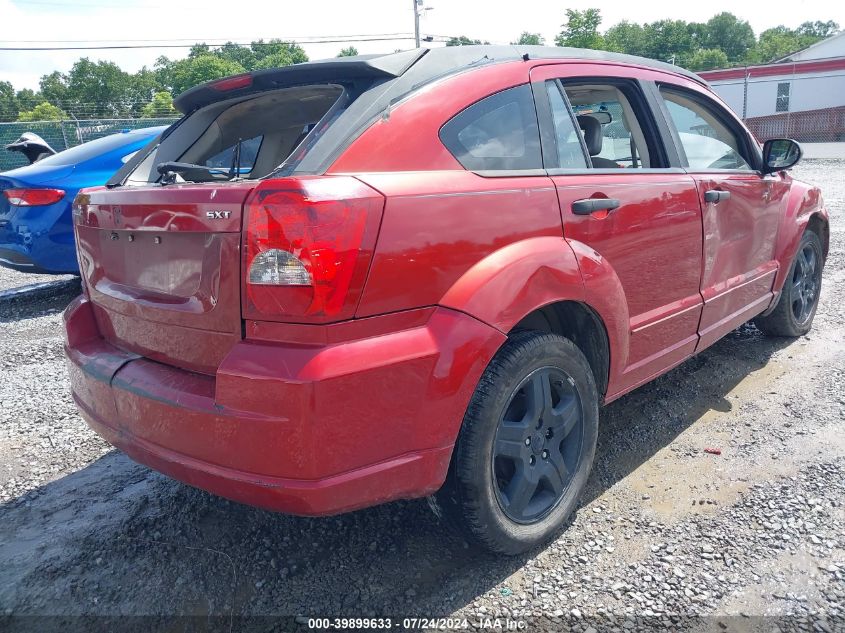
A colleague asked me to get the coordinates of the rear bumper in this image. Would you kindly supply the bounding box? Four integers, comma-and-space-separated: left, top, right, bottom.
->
64, 296, 505, 515
0, 200, 78, 273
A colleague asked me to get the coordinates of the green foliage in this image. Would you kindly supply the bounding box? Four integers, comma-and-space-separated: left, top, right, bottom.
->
17, 102, 66, 122
0, 17, 839, 124
14, 89, 41, 113
751, 21, 840, 63
446, 35, 489, 46
160, 55, 245, 96
337, 46, 359, 57
250, 40, 309, 68
39, 71, 68, 106
154, 39, 308, 96
700, 12, 755, 62
141, 91, 177, 118
640, 20, 697, 65
603, 21, 647, 56
555, 9, 604, 49
796, 20, 839, 38
0, 81, 18, 122
66, 59, 134, 117
687, 48, 730, 71
551, 8, 838, 71
513, 32, 544, 46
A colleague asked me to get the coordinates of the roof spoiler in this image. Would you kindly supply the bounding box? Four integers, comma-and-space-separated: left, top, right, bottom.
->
173, 48, 427, 113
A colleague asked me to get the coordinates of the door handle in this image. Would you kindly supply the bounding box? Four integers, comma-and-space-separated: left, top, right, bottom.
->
703, 190, 731, 203
571, 198, 621, 215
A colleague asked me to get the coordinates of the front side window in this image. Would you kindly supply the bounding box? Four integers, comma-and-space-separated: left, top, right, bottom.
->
660, 88, 752, 171
440, 84, 542, 171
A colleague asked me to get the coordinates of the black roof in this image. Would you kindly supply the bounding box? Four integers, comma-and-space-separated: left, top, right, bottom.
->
174, 45, 706, 114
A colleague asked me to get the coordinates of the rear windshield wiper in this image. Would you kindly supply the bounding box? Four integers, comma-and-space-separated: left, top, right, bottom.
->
156, 161, 231, 184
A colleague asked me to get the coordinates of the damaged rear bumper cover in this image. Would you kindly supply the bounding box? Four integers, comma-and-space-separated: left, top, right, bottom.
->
63, 295, 504, 515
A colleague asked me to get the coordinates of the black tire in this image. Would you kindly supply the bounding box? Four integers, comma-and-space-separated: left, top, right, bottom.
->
433, 331, 599, 555
754, 229, 824, 337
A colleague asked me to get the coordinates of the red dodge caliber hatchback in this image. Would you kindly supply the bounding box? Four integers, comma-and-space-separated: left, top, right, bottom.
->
65, 46, 828, 554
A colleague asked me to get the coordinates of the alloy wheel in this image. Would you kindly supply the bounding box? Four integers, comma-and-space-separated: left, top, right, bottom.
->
491, 366, 583, 524
791, 243, 820, 325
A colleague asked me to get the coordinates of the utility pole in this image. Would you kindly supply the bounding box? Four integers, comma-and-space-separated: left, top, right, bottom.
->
413, 0, 421, 48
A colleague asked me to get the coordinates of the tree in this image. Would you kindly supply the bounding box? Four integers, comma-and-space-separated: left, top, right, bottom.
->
15, 89, 41, 112
337, 46, 359, 57
0, 81, 19, 122
141, 91, 177, 118
555, 9, 604, 49
687, 48, 729, 71
700, 12, 755, 62
603, 21, 647, 56
445, 35, 487, 46
751, 26, 803, 63
512, 32, 544, 46
64, 58, 133, 117
749, 22, 839, 64
39, 71, 69, 106
17, 102, 66, 122
163, 55, 246, 96
250, 40, 308, 68
796, 20, 839, 39
215, 42, 258, 70
641, 20, 697, 66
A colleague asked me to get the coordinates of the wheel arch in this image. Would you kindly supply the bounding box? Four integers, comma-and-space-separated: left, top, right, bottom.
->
772, 182, 830, 294
510, 300, 611, 400
439, 236, 628, 401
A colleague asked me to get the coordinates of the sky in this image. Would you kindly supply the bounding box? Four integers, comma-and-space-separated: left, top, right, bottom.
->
1, 0, 844, 91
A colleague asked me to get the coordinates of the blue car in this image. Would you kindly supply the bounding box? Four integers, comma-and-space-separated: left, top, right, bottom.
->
0, 127, 166, 274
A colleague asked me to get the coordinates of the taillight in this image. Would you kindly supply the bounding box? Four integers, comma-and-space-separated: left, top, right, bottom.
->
4, 188, 65, 206
210, 73, 252, 92
243, 176, 384, 322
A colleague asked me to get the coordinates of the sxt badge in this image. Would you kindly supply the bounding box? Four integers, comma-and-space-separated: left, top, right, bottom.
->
206, 211, 232, 219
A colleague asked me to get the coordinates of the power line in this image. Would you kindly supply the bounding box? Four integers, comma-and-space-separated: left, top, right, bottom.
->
0, 33, 415, 44
0, 35, 452, 51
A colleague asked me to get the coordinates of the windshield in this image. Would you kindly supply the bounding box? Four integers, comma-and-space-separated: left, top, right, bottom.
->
36, 130, 159, 167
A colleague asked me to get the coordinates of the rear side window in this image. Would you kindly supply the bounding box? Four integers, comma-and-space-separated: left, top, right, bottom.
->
440, 85, 542, 171
660, 88, 752, 171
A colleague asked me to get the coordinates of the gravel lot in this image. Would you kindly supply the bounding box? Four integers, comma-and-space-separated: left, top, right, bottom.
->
0, 162, 843, 632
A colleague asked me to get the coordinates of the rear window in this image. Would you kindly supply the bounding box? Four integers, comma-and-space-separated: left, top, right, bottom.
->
440, 84, 542, 172
125, 84, 345, 184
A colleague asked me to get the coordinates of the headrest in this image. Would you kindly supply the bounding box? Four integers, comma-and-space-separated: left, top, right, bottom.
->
576, 115, 603, 156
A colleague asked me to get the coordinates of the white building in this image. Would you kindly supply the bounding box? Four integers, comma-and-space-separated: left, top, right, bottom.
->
699, 31, 845, 141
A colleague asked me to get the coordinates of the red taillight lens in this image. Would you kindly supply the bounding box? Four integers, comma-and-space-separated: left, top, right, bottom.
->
4, 188, 65, 206
210, 73, 252, 92
243, 176, 384, 322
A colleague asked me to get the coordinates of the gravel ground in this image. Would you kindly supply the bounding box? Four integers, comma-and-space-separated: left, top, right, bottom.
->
0, 161, 843, 632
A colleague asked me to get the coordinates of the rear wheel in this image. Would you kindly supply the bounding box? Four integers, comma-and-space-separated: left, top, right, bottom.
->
754, 230, 824, 337
433, 331, 599, 555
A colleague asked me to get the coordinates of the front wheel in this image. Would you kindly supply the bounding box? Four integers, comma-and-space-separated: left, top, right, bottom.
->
754, 229, 824, 337
433, 331, 599, 555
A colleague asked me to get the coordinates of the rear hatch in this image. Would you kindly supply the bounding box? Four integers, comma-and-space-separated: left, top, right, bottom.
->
72, 55, 422, 375
75, 183, 254, 374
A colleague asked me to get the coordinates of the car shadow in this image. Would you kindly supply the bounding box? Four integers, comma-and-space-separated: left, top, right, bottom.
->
0, 323, 794, 625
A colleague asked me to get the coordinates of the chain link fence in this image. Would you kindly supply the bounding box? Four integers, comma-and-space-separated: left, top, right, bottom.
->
0, 118, 178, 172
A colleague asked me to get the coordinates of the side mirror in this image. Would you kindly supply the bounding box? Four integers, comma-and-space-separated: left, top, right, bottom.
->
762, 138, 802, 174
